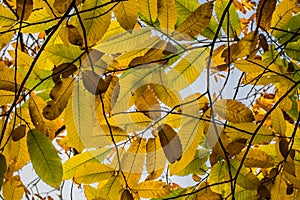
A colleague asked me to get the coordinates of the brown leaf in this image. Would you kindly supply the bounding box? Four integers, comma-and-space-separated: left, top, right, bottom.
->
259, 34, 268, 51
67, 25, 84, 47
158, 124, 182, 163
53, 0, 72, 14
82, 70, 105, 95
16, 0, 33, 20
11, 125, 26, 141
52, 63, 77, 84
121, 189, 134, 200
256, 0, 276, 30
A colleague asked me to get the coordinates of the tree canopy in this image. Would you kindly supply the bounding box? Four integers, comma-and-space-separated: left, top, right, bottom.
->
0, 0, 300, 199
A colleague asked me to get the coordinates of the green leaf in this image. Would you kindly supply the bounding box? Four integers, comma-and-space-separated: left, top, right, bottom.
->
0, 154, 6, 189
27, 129, 63, 188
215, 0, 241, 38
285, 39, 300, 62
209, 159, 260, 193
175, 0, 199, 26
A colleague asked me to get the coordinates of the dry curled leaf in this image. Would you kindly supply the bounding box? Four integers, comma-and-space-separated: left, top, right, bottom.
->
11, 124, 26, 141
67, 25, 84, 47
52, 63, 77, 84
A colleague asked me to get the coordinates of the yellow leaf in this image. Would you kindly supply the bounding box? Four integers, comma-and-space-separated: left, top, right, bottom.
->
83, 185, 105, 200
167, 47, 209, 90
177, 93, 208, 114
93, 28, 152, 54
45, 44, 82, 66
112, 66, 159, 113
170, 119, 204, 175
107, 112, 152, 133
2, 176, 24, 200
116, 36, 161, 67
235, 148, 275, 168
176, 2, 213, 38
214, 99, 254, 123
120, 137, 146, 186
158, 124, 182, 164
158, 0, 177, 34
271, 0, 299, 36
0, 62, 23, 92
74, 162, 115, 184
29, 95, 63, 139
43, 78, 75, 120
271, 108, 286, 135
256, 0, 276, 30
145, 137, 166, 180
63, 148, 112, 180
227, 32, 258, 62
0, 4, 17, 27
77, 0, 111, 46
139, 0, 158, 24
21, 8, 58, 33
150, 83, 181, 109
225, 123, 274, 144
16, 0, 33, 20
135, 85, 161, 120
0, 90, 15, 105
97, 175, 124, 200
113, 0, 138, 31
133, 181, 170, 198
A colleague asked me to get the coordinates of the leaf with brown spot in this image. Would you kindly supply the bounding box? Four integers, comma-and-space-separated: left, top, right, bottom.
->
53, 0, 72, 14
158, 124, 182, 163
11, 125, 26, 142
